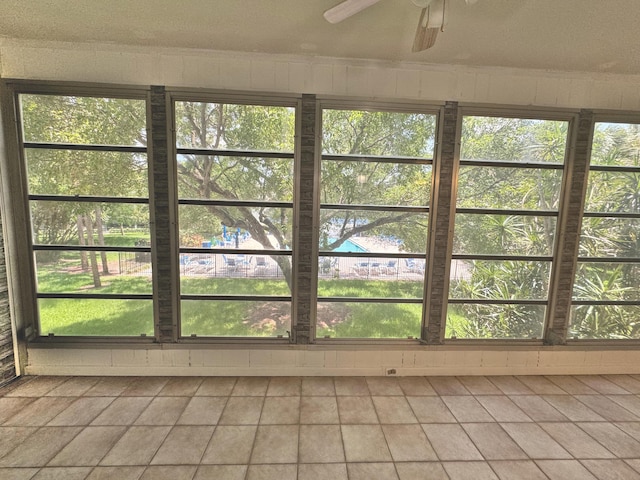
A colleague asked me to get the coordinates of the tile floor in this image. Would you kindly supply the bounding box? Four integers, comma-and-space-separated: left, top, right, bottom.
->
1, 374, 640, 479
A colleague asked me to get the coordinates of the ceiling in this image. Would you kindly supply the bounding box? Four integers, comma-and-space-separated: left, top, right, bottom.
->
1, 0, 640, 75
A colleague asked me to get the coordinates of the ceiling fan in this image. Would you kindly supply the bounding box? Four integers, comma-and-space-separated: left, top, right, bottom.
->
323, 0, 477, 52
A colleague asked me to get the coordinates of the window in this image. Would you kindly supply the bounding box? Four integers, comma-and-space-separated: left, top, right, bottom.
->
570, 121, 640, 339
19, 93, 152, 336
174, 100, 296, 337
448, 115, 568, 339
317, 107, 436, 339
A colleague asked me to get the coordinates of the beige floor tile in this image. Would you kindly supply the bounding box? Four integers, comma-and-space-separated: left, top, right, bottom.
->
578, 422, 640, 458
575, 395, 640, 421
84, 378, 134, 397
121, 378, 169, 397
91, 397, 152, 425
395, 462, 448, 480
246, 464, 297, 480
603, 375, 640, 394
372, 396, 417, 424
576, 376, 629, 395
536, 460, 597, 480
443, 461, 499, 480
489, 460, 548, 480
195, 377, 236, 396
260, 396, 300, 424
341, 425, 392, 462
421, 424, 483, 461
337, 396, 378, 424
139, 465, 197, 480
217, 396, 263, 425
398, 377, 437, 396
582, 459, 640, 480
500, 423, 571, 459
626, 459, 640, 474
47, 397, 114, 426
231, 377, 269, 396
540, 422, 616, 458
32, 467, 93, 479
299, 425, 344, 463
487, 376, 533, 395
133, 397, 190, 425
176, 396, 227, 425
406, 396, 456, 423
427, 377, 470, 395
608, 395, 640, 418
100, 426, 171, 466
457, 376, 503, 395
516, 376, 566, 395
4, 398, 76, 426
5, 377, 69, 397
45, 377, 100, 397
194, 465, 246, 480
334, 377, 369, 396
250, 425, 298, 464
200, 425, 257, 464
299, 396, 339, 424
545, 375, 598, 394
0, 427, 37, 458
476, 395, 533, 422
442, 395, 494, 422
48, 426, 127, 467
157, 377, 203, 397
462, 423, 527, 460
382, 424, 437, 461
85, 466, 145, 480
542, 395, 605, 421
347, 462, 399, 480
0, 398, 36, 424
266, 377, 300, 396
301, 377, 335, 396
509, 395, 568, 422
297, 463, 347, 480
150, 425, 214, 465
366, 377, 403, 395
615, 421, 640, 442
0, 427, 82, 467
0, 467, 39, 480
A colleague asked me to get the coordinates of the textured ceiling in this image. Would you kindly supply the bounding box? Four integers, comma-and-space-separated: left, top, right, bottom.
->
1, 0, 640, 75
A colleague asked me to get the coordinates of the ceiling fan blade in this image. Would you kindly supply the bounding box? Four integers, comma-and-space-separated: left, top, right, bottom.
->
323, 0, 383, 24
412, 7, 440, 52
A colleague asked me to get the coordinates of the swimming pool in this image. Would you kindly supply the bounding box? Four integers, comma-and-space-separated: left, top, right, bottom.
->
328, 238, 368, 253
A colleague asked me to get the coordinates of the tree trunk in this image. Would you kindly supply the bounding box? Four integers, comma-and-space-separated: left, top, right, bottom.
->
77, 216, 89, 271
95, 206, 109, 274
84, 214, 102, 288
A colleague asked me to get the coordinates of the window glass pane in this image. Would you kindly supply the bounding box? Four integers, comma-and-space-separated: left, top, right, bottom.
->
446, 303, 545, 339
30, 201, 150, 245
579, 217, 640, 258
180, 253, 291, 295
591, 122, 640, 167
457, 166, 562, 210
319, 210, 428, 255
181, 300, 291, 337
36, 250, 152, 294
573, 262, 640, 301
175, 102, 295, 152
38, 298, 153, 336
316, 301, 421, 339
177, 154, 293, 202
453, 214, 556, 256
178, 205, 292, 250
583, 171, 640, 214
21, 95, 146, 146
321, 161, 431, 206
449, 260, 551, 300
570, 305, 640, 339
461, 116, 567, 164
322, 109, 436, 157
26, 150, 148, 197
